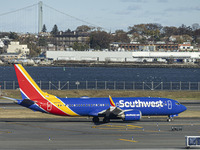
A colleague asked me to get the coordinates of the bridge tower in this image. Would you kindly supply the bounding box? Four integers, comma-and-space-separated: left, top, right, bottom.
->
38, 1, 43, 33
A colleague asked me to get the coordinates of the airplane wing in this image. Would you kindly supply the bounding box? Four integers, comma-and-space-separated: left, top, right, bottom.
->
97, 96, 133, 118
2, 96, 37, 106
98, 106, 133, 118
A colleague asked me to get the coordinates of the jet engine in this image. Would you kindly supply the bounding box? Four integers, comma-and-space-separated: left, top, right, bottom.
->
121, 110, 142, 121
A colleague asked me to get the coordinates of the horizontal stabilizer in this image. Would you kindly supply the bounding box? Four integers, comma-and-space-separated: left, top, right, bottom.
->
2, 96, 19, 102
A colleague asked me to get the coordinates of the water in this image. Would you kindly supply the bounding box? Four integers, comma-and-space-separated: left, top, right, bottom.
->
0, 66, 200, 82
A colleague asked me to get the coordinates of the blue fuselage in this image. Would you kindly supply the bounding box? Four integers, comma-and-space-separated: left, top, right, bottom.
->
58, 97, 187, 117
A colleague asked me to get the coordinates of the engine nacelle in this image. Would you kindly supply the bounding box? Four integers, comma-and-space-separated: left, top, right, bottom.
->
122, 110, 142, 121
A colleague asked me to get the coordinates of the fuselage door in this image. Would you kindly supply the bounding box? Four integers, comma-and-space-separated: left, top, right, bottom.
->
168, 100, 172, 110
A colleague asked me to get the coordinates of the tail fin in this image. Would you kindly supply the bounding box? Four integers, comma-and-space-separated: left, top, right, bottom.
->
14, 64, 46, 101
14, 64, 79, 116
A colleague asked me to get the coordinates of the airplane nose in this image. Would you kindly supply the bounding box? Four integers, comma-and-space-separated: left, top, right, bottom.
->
181, 105, 187, 112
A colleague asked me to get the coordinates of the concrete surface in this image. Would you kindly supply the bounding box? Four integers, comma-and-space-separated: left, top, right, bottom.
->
0, 117, 199, 149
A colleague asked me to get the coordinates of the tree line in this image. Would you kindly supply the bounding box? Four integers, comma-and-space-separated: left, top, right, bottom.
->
1, 23, 200, 56
47, 23, 200, 50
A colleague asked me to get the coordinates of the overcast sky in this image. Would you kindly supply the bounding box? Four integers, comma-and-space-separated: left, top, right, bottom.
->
0, 0, 200, 33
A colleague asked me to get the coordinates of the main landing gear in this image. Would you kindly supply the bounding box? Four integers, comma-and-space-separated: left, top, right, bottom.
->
92, 117, 110, 123
103, 117, 110, 123
92, 117, 99, 123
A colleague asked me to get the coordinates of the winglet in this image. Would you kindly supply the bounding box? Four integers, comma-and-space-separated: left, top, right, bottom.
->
109, 95, 116, 107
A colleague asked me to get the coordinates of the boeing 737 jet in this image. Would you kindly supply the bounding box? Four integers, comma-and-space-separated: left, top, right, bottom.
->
3, 64, 187, 123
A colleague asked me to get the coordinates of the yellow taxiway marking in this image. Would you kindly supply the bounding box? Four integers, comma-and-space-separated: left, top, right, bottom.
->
92, 124, 142, 130
118, 129, 162, 132
119, 138, 138, 143
0, 130, 11, 134
92, 124, 164, 132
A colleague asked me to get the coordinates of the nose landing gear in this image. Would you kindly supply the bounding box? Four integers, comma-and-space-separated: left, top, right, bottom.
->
167, 115, 174, 122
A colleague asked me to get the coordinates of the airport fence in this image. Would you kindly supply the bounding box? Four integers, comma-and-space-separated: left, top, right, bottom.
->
1, 81, 200, 91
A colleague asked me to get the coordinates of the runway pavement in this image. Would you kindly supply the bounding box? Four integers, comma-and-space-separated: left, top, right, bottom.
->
0, 117, 199, 149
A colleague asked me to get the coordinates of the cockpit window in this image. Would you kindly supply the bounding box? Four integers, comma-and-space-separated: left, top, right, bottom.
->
175, 102, 180, 105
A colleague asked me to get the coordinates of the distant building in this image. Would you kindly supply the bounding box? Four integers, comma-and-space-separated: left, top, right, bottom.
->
169, 35, 179, 42
110, 42, 199, 52
110, 42, 123, 51
155, 43, 178, 51
7, 41, 30, 55
52, 31, 89, 47
169, 35, 193, 43
117, 43, 178, 51
46, 51, 134, 62
132, 51, 200, 63
0, 53, 23, 60
46, 51, 200, 64
179, 43, 194, 51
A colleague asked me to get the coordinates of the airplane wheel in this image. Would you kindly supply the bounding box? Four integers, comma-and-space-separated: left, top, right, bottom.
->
92, 117, 99, 123
103, 117, 110, 123
167, 118, 172, 122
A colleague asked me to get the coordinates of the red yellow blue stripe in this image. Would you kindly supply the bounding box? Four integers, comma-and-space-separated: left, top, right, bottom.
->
109, 95, 116, 107
14, 64, 79, 116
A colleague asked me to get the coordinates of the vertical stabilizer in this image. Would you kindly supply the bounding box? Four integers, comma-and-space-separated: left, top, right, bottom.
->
14, 64, 79, 116
14, 64, 45, 101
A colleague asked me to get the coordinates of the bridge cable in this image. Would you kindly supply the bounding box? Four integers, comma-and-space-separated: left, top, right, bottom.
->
44, 3, 107, 31
0, 3, 38, 17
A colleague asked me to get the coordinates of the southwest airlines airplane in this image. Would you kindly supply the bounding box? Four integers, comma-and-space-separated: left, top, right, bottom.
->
3, 64, 187, 123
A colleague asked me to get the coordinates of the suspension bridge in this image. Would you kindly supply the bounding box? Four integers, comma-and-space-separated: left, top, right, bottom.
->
0, 1, 102, 34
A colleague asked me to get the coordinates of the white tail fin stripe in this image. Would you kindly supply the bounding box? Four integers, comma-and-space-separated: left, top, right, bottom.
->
20, 88, 30, 99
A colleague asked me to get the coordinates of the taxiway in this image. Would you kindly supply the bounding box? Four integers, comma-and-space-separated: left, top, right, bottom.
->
0, 117, 199, 149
